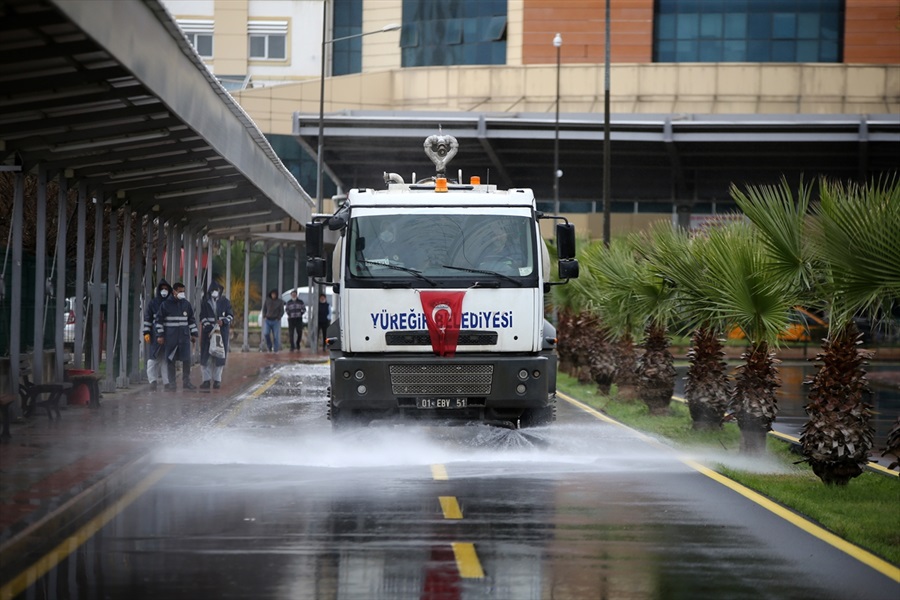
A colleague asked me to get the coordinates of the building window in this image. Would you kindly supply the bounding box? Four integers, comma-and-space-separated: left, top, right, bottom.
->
401, 0, 507, 68
177, 19, 214, 59
249, 20, 288, 60
654, 0, 843, 63
333, 0, 363, 76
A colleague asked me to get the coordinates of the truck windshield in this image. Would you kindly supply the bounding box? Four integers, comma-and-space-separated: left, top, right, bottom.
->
348, 213, 535, 284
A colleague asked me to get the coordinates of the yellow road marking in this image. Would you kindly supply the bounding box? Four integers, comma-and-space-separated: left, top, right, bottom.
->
559, 390, 900, 583
431, 464, 449, 481
0, 465, 173, 600
684, 459, 900, 583
439, 496, 463, 519
451, 542, 485, 578
216, 375, 279, 428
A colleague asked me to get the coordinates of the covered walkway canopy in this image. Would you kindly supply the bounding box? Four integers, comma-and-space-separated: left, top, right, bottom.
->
1, 0, 314, 403
294, 110, 900, 214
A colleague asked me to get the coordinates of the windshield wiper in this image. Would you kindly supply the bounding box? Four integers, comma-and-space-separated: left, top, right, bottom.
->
440, 265, 522, 286
359, 260, 437, 286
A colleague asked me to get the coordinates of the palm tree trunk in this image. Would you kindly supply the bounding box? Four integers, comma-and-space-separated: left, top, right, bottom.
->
637, 323, 675, 415
801, 323, 874, 485
684, 327, 730, 430
731, 341, 780, 454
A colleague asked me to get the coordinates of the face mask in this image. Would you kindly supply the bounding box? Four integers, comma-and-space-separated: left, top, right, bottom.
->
177, 292, 186, 300
161, 289, 169, 298
211, 291, 219, 299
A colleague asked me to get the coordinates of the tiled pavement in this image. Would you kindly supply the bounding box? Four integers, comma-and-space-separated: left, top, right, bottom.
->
0, 349, 326, 560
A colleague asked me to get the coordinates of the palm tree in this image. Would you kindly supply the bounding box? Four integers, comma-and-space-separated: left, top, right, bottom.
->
561, 242, 616, 388
645, 222, 731, 429
700, 222, 797, 453
582, 237, 676, 414
798, 177, 900, 484
734, 175, 900, 481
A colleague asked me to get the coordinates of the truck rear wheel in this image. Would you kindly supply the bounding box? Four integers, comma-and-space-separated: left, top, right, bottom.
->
519, 401, 557, 428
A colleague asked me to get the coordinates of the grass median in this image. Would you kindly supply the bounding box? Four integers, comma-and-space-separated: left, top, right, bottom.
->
557, 373, 900, 566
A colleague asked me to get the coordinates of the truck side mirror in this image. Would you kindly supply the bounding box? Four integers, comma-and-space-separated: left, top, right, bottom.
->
306, 222, 324, 258
558, 259, 579, 280
556, 223, 576, 260
306, 222, 327, 278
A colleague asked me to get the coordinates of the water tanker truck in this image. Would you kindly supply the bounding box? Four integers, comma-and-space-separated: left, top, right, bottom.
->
305, 133, 579, 429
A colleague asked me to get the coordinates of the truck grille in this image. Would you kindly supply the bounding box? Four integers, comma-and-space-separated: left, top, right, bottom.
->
385, 331, 498, 346
389, 364, 493, 395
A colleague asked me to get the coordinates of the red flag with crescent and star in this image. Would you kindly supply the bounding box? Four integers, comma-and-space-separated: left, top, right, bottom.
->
419, 290, 467, 357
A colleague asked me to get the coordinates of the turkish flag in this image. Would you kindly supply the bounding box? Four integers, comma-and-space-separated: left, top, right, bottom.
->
419, 290, 466, 357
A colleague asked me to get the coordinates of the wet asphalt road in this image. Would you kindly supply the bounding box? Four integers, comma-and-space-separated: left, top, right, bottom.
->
10, 363, 899, 600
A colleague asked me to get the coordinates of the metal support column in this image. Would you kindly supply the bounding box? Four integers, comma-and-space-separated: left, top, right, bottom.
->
242, 240, 250, 352
117, 208, 131, 388
8, 172, 24, 414
278, 244, 284, 296
131, 213, 144, 383
90, 196, 103, 371
74, 183, 86, 369
54, 176, 67, 381
293, 246, 300, 291
32, 166, 48, 384
102, 204, 117, 393
225, 238, 232, 298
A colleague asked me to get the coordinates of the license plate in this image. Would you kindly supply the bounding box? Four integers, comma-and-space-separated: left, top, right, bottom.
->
416, 397, 468, 409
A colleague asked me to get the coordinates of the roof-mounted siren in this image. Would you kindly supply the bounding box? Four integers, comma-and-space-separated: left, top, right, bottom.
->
424, 132, 458, 179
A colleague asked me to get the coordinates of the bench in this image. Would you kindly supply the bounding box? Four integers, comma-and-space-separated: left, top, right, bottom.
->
18, 373, 72, 420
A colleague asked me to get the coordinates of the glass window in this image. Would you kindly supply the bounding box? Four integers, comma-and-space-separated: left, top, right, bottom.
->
700, 13, 723, 38
194, 34, 213, 58
401, 0, 507, 67
249, 35, 266, 58
654, 0, 843, 63
400, 23, 419, 48
347, 213, 535, 286
268, 35, 286, 59
772, 13, 796, 39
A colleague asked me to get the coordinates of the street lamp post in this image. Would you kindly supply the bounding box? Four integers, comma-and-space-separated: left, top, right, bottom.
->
553, 33, 562, 215
311, 10, 399, 351
316, 18, 401, 214
602, 0, 611, 247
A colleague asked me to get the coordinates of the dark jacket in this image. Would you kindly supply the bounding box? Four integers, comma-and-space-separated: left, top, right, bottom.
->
318, 299, 330, 326
262, 290, 285, 320
285, 298, 306, 321
143, 278, 170, 359
199, 281, 234, 366
155, 291, 198, 362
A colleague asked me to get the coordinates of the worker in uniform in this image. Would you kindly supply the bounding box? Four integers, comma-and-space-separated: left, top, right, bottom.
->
143, 278, 171, 391
155, 281, 198, 391
198, 281, 233, 391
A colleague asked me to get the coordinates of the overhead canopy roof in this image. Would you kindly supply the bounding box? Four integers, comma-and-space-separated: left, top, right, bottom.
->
295, 110, 900, 208
0, 0, 313, 236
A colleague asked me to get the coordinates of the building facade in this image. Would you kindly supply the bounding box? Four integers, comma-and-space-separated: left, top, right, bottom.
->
161, 0, 900, 236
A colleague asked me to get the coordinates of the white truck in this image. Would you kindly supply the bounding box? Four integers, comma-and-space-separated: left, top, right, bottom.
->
306, 134, 579, 429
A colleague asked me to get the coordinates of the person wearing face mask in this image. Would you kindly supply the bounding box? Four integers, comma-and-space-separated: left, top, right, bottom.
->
198, 281, 233, 391
143, 279, 171, 391
262, 288, 285, 352
154, 281, 198, 391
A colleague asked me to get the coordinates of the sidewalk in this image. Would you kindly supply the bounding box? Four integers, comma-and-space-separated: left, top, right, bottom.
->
0, 348, 326, 563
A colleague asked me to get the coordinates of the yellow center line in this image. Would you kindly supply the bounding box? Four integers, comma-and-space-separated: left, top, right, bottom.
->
0, 465, 173, 600
439, 496, 463, 519
559, 390, 900, 583
431, 464, 449, 481
451, 542, 485, 578
216, 375, 279, 429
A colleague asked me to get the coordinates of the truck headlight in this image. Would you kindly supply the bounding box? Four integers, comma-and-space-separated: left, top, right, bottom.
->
516, 384, 526, 394
517, 369, 528, 380
354, 370, 365, 381
357, 385, 367, 395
